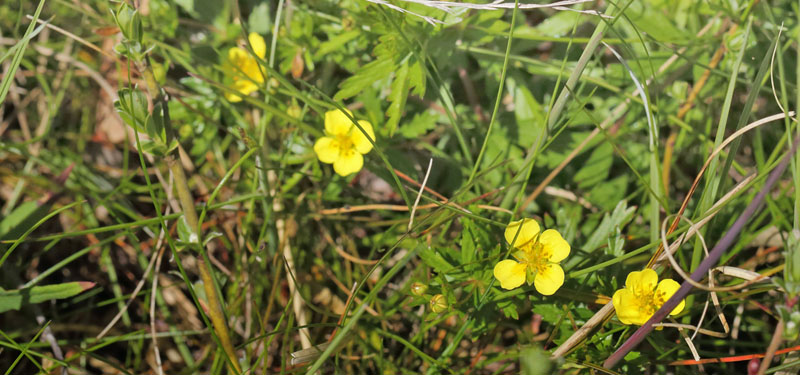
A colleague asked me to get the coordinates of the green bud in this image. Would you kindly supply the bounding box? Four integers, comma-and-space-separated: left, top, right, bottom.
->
287, 103, 302, 120
410, 282, 427, 297
429, 294, 447, 313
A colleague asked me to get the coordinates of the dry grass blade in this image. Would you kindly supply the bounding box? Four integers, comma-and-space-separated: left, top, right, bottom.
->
604, 132, 800, 369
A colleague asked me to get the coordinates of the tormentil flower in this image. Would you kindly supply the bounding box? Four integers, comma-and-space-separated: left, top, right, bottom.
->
225, 32, 266, 102
493, 219, 570, 295
612, 269, 685, 326
313, 109, 375, 176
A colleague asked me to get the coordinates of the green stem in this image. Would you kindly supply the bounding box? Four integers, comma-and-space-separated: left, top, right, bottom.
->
167, 156, 199, 238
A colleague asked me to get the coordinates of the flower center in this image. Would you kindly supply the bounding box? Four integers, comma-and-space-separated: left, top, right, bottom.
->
518, 241, 550, 274
335, 133, 355, 155
632, 285, 667, 316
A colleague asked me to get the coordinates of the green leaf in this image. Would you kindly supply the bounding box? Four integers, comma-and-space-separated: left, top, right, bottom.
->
115, 88, 149, 133
460, 219, 476, 265
574, 142, 613, 189
386, 62, 410, 137
408, 58, 426, 97
247, 2, 272, 35
0, 282, 95, 313
399, 110, 438, 138
519, 347, 553, 375
0, 201, 45, 242
418, 245, 454, 274
315, 30, 360, 60
583, 201, 636, 254
333, 57, 394, 101
0, 0, 46, 106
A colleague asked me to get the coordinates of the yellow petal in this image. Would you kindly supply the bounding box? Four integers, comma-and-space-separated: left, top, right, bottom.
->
538, 229, 570, 263
350, 120, 375, 154
626, 269, 658, 292
242, 61, 264, 83
234, 78, 258, 95
314, 137, 340, 164
533, 263, 564, 295
655, 278, 685, 316
248, 32, 267, 59
333, 149, 363, 176
325, 109, 354, 136
228, 47, 248, 67
225, 90, 243, 103
504, 219, 540, 248
613, 288, 651, 325
493, 260, 527, 290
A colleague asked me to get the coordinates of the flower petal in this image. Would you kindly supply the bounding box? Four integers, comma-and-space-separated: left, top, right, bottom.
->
655, 278, 685, 316
613, 289, 645, 325
350, 120, 375, 154
228, 47, 248, 67
626, 269, 658, 292
504, 219, 540, 248
248, 32, 267, 59
333, 149, 364, 176
314, 137, 340, 164
493, 260, 527, 290
538, 229, 570, 263
533, 263, 564, 295
325, 109, 354, 136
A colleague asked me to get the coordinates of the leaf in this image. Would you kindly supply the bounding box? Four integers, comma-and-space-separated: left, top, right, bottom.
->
0, 0, 46, 105
333, 57, 394, 101
460, 219, 476, 265
574, 142, 613, 189
519, 347, 553, 375
399, 109, 438, 138
386, 62, 410, 137
115, 88, 149, 133
586, 174, 629, 211
583, 201, 637, 253
0, 282, 95, 313
513, 81, 547, 151
408, 58, 426, 97
315, 30, 360, 60
418, 245, 454, 274
247, 2, 272, 35
0, 201, 44, 242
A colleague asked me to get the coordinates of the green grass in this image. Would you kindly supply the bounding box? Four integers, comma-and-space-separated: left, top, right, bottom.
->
1, 0, 800, 374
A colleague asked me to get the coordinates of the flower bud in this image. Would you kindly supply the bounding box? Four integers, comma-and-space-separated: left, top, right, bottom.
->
429, 294, 448, 313
287, 103, 302, 120
410, 282, 427, 297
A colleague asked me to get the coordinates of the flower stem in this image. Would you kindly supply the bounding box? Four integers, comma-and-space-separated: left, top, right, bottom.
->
199, 258, 242, 374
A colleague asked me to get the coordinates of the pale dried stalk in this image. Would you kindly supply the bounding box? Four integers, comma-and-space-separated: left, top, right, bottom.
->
271, 169, 312, 350
367, 0, 602, 25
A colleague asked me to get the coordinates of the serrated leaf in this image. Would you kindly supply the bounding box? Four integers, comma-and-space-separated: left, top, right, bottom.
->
0, 282, 95, 313
386, 62, 410, 136
408, 58, 426, 97
333, 58, 394, 101
399, 110, 437, 138
418, 245, 454, 274
574, 142, 613, 189
315, 30, 360, 60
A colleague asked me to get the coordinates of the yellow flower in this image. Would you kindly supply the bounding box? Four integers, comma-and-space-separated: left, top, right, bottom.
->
225, 32, 266, 102
493, 219, 570, 295
313, 109, 375, 176
612, 269, 685, 325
